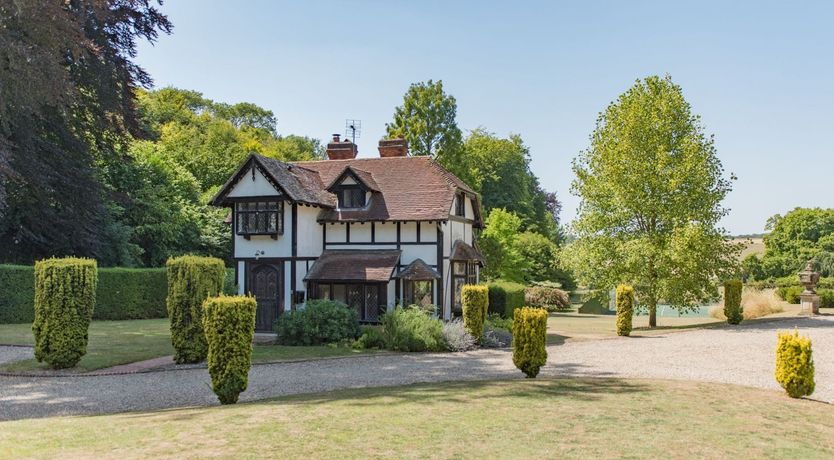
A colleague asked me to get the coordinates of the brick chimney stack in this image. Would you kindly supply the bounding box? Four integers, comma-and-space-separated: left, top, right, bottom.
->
326, 133, 358, 160
378, 138, 408, 157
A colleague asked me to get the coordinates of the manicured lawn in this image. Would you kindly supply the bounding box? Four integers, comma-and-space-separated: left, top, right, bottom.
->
547, 303, 801, 345
0, 319, 379, 372
2, 378, 833, 458
0, 319, 173, 372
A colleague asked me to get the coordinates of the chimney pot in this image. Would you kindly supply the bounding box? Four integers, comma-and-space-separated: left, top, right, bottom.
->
378, 137, 409, 157
326, 133, 357, 160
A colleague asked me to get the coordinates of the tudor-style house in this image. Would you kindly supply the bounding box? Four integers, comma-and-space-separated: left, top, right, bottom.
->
211, 135, 485, 332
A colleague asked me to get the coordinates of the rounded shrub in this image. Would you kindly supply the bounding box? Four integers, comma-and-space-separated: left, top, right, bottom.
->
166, 255, 226, 364
461, 285, 489, 342
512, 307, 548, 378
615, 284, 634, 337
32, 258, 98, 369
525, 285, 571, 312
775, 329, 815, 398
776, 286, 803, 304
202, 295, 257, 405
274, 299, 360, 346
723, 280, 743, 325
382, 307, 445, 352
352, 326, 386, 350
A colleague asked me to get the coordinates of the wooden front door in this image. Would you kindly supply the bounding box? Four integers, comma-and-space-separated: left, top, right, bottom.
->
248, 263, 282, 332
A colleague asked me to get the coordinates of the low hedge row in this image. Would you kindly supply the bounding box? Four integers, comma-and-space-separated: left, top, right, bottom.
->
748, 276, 834, 290
776, 286, 834, 308
487, 280, 526, 318
0, 264, 237, 323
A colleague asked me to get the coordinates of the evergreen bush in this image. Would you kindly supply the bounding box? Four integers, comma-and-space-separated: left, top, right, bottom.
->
32, 258, 98, 369
615, 284, 634, 337
512, 307, 548, 378
461, 285, 489, 341
274, 299, 360, 346
723, 280, 743, 325
776, 286, 803, 304
382, 307, 445, 352
166, 255, 225, 364
487, 280, 526, 318
442, 319, 478, 352
775, 329, 815, 398
202, 295, 257, 404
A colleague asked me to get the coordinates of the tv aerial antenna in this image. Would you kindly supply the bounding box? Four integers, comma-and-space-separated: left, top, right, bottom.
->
345, 119, 361, 143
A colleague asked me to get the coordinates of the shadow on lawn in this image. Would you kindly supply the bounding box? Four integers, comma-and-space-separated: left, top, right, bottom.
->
276, 377, 651, 408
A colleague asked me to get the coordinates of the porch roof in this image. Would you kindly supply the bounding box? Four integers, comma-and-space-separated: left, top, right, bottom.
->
304, 250, 401, 283
398, 258, 441, 280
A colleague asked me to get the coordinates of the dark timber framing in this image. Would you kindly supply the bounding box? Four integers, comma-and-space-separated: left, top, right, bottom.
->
291, 203, 298, 311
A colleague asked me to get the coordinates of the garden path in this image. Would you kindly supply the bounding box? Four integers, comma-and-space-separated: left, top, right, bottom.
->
1, 315, 832, 421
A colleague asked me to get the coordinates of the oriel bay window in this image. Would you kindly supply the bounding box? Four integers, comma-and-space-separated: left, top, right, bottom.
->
404, 280, 433, 307
236, 201, 283, 238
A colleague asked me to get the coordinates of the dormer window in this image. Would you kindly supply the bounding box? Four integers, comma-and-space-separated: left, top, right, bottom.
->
337, 186, 366, 209
236, 201, 283, 238
455, 192, 466, 217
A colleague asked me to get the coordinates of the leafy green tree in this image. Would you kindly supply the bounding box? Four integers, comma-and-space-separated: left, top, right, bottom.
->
0, 0, 171, 264
386, 80, 466, 180
463, 129, 559, 239
480, 209, 528, 282
516, 231, 575, 289
567, 75, 740, 327
760, 208, 834, 277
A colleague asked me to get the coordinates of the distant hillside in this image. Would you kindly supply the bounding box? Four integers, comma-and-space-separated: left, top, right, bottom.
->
732, 237, 765, 259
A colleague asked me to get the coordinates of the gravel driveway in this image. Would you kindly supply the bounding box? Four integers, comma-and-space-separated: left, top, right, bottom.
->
1, 315, 832, 421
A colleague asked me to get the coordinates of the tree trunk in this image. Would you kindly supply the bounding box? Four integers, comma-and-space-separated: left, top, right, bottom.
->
648, 299, 657, 328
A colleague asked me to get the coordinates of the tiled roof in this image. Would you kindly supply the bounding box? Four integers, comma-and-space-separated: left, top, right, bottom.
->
304, 250, 401, 282
213, 153, 482, 226
211, 154, 336, 208
398, 259, 441, 280
449, 239, 485, 265
293, 156, 480, 224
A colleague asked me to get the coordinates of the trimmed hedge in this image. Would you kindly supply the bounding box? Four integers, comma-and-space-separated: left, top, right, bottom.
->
512, 307, 548, 378
487, 280, 526, 318
723, 280, 743, 325
166, 255, 226, 364
0, 265, 35, 323
33, 258, 98, 369
748, 276, 834, 290
775, 330, 815, 398
0, 265, 240, 323
615, 285, 634, 337
274, 299, 361, 346
461, 285, 489, 342
203, 295, 257, 404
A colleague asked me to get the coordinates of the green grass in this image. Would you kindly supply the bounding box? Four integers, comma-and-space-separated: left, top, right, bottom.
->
0, 319, 173, 372
2, 378, 833, 458
0, 319, 380, 372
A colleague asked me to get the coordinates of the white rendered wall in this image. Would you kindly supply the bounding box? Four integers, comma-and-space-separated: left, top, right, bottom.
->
297, 205, 323, 257
227, 166, 281, 197
350, 223, 372, 242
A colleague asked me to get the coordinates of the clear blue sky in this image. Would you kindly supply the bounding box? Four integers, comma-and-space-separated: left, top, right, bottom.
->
136, 1, 834, 235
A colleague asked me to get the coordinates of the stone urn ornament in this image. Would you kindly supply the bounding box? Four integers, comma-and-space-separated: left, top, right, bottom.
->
797, 261, 820, 315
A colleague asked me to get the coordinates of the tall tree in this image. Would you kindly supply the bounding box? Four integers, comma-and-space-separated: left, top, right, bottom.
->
567, 75, 740, 327
386, 80, 466, 180
463, 128, 560, 240
479, 209, 528, 282
0, 0, 171, 263
759, 208, 834, 277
